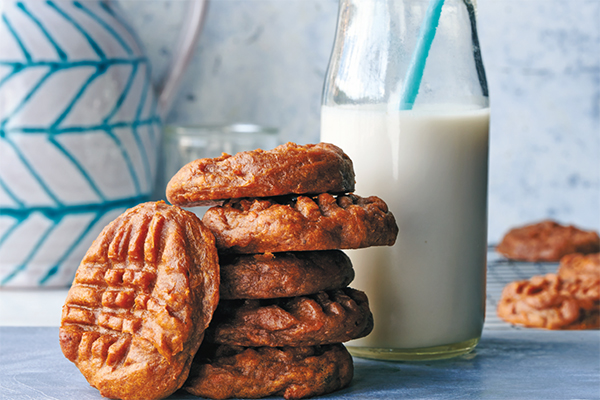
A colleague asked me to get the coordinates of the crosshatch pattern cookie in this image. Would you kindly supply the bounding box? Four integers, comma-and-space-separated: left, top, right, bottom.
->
184, 343, 353, 400
496, 220, 600, 262
206, 288, 373, 347
166, 142, 355, 207
219, 250, 354, 300
59, 202, 220, 400
202, 193, 398, 254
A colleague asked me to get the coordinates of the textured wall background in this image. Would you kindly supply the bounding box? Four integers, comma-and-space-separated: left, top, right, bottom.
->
120, 0, 599, 243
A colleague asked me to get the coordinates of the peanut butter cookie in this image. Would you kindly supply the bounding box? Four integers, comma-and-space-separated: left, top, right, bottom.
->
202, 193, 398, 254
496, 220, 600, 262
206, 288, 373, 347
59, 202, 220, 400
185, 343, 353, 400
558, 252, 600, 282
166, 142, 355, 207
497, 273, 598, 330
558, 253, 599, 327
219, 250, 354, 300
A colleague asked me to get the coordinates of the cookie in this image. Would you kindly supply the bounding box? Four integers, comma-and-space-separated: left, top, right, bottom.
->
559, 277, 600, 329
558, 254, 599, 320
497, 273, 598, 330
184, 343, 353, 400
206, 288, 373, 347
59, 202, 220, 400
557, 252, 600, 282
219, 250, 354, 300
202, 193, 398, 254
496, 220, 600, 262
166, 142, 355, 207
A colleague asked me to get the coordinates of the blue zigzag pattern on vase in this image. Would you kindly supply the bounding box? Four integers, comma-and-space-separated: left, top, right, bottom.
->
0, 1, 162, 286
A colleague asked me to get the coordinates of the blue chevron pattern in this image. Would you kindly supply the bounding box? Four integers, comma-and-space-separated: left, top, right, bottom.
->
0, 1, 161, 286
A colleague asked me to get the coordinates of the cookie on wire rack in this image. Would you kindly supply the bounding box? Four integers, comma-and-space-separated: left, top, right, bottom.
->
497, 272, 599, 330
496, 220, 600, 262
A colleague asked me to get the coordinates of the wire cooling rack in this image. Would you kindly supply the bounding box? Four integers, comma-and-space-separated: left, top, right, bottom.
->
484, 245, 560, 330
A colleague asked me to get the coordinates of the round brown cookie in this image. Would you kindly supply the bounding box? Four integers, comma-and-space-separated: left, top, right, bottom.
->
558, 252, 600, 282
206, 288, 373, 347
497, 273, 598, 330
202, 193, 398, 254
59, 202, 220, 400
184, 343, 353, 400
166, 142, 355, 207
496, 220, 600, 262
219, 250, 354, 300
558, 253, 600, 314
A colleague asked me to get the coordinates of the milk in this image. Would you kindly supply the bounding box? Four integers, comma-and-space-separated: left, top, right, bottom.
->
321, 104, 489, 350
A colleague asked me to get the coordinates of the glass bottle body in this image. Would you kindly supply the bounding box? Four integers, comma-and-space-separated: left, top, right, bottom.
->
321, 0, 489, 360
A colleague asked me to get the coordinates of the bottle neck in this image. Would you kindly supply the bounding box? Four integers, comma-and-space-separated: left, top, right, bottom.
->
323, 0, 488, 109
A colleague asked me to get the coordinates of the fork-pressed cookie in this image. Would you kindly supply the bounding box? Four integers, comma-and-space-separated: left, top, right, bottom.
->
202, 193, 398, 254
59, 202, 220, 400
166, 142, 355, 207
184, 343, 353, 400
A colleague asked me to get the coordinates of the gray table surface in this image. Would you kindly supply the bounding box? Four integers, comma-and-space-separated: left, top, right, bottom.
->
1, 327, 599, 400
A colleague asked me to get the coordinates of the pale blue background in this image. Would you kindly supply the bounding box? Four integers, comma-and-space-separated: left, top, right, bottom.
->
120, 0, 600, 243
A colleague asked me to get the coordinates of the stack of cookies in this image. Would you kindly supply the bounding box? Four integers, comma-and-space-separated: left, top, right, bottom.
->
58, 142, 398, 400
167, 142, 399, 399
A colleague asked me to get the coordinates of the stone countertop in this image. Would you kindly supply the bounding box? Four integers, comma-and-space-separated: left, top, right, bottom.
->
1, 327, 598, 400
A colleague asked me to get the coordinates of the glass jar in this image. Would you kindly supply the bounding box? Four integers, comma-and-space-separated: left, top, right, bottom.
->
321, 0, 489, 360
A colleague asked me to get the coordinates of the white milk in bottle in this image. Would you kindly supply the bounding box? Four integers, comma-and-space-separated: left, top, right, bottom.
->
321, 104, 489, 356
321, 0, 490, 360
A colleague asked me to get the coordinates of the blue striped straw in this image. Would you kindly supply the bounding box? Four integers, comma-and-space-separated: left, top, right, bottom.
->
399, 0, 445, 110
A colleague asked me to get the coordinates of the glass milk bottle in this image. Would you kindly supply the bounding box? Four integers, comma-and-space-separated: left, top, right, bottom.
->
321, 0, 490, 360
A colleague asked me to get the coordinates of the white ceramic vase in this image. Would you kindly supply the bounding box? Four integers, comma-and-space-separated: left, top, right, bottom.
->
0, 0, 205, 287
